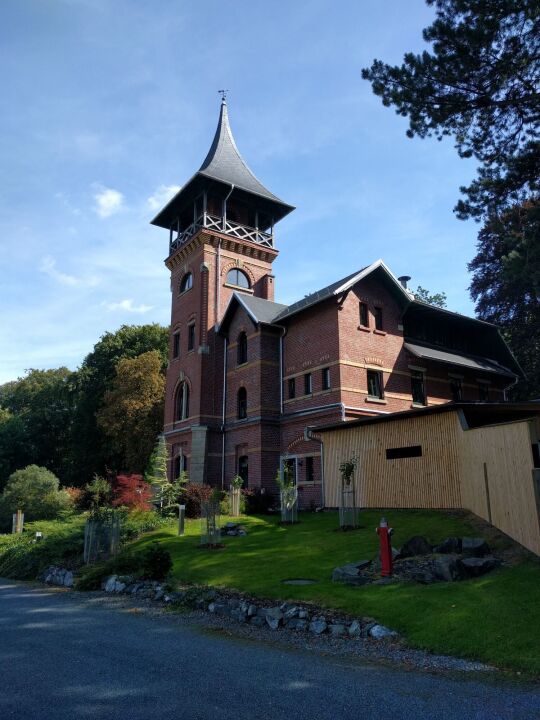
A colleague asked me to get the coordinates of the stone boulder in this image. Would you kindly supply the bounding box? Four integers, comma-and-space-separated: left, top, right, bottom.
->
264, 607, 284, 630
457, 556, 498, 578
309, 618, 327, 635
332, 560, 370, 586
369, 624, 398, 640
433, 537, 462, 554
461, 538, 490, 557
399, 536, 432, 558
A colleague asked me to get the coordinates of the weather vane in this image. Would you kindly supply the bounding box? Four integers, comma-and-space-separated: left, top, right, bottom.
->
218, 89, 229, 101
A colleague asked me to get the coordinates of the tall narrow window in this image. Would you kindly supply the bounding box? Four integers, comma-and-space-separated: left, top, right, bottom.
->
450, 377, 462, 401
478, 383, 490, 402
374, 306, 383, 331
187, 323, 195, 351
238, 455, 249, 485
226, 268, 250, 289
172, 332, 180, 359
411, 371, 426, 406
367, 369, 384, 399
237, 387, 247, 419
322, 367, 331, 391
175, 382, 190, 421
237, 332, 248, 365
173, 454, 188, 479
304, 373, 312, 395
305, 456, 314, 483
288, 377, 296, 399
359, 302, 369, 327
179, 272, 193, 293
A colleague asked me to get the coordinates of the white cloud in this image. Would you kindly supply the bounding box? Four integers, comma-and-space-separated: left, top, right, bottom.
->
94, 186, 124, 218
103, 298, 154, 313
147, 184, 181, 211
39, 256, 100, 287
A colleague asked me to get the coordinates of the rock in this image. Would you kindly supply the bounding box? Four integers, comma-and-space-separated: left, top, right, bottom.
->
399, 536, 432, 558
231, 608, 248, 623
62, 570, 74, 587
332, 561, 371, 586
411, 570, 436, 584
104, 575, 118, 592
298, 610, 309, 620
250, 615, 266, 628
286, 618, 308, 631
309, 619, 327, 635
329, 624, 346, 637
264, 607, 284, 630
362, 622, 377, 638
284, 606, 299, 621
208, 602, 216, 613
434, 537, 462, 554
461, 538, 490, 557
433, 555, 460, 582
348, 620, 362, 637
212, 602, 229, 616
247, 604, 257, 617
458, 556, 497, 578
238, 530, 247, 536
369, 624, 397, 640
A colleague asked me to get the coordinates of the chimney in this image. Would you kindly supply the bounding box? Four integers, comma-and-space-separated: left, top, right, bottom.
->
398, 275, 411, 290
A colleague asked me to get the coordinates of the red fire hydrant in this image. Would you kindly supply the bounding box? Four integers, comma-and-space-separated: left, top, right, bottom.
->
376, 517, 394, 577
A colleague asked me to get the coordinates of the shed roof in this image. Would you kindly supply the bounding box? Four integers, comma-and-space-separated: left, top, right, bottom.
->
404, 342, 516, 378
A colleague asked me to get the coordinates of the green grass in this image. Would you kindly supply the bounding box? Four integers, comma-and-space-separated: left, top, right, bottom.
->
131, 510, 540, 674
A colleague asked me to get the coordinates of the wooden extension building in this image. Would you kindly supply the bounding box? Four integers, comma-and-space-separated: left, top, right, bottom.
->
313, 403, 540, 556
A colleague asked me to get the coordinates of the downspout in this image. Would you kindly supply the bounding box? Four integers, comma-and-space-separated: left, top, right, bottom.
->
221, 336, 228, 489
503, 375, 519, 402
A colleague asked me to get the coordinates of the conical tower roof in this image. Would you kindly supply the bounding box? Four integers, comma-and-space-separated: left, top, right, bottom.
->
151, 98, 294, 230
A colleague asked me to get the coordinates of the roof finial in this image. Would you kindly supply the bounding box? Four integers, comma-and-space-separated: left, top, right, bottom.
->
218, 89, 228, 104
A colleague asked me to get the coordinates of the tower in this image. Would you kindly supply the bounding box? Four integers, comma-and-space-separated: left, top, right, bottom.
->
151, 97, 294, 485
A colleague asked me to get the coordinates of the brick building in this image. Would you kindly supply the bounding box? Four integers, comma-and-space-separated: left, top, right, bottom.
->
151, 98, 522, 508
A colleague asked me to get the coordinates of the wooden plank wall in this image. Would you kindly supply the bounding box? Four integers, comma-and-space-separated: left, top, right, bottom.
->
458, 419, 540, 555
322, 412, 463, 509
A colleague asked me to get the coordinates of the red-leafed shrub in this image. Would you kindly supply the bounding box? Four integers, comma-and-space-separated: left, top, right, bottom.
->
112, 474, 152, 511
64, 486, 84, 508
182, 483, 221, 518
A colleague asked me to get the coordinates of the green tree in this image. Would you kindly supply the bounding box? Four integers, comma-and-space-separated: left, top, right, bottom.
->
0, 409, 27, 491
96, 351, 165, 474
0, 465, 72, 526
0, 368, 75, 480
469, 202, 540, 399
414, 286, 448, 308
69, 324, 168, 485
362, 0, 540, 219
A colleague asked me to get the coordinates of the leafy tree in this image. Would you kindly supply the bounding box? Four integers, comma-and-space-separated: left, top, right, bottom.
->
85, 475, 112, 508
96, 351, 165, 474
0, 368, 75, 480
69, 324, 168, 485
0, 465, 72, 526
362, 1, 540, 219
0, 409, 27, 491
469, 202, 540, 398
112, 474, 153, 511
414, 285, 448, 308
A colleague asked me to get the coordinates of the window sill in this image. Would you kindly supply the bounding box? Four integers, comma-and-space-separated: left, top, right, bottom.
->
224, 283, 254, 294
177, 287, 193, 298
373, 329, 386, 336
357, 325, 371, 333
366, 396, 387, 404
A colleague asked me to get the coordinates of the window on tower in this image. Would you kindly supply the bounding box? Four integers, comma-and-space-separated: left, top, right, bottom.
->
237, 332, 248, 365
237, 387, 248, 419
179, 272, 193, 293
187, 323, 195, 351
226, 268, 250, 290
175, 382, 190, 421
172, 332, 180, 359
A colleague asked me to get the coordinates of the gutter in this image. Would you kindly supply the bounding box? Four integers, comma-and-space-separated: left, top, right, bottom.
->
221, 336, 228, 489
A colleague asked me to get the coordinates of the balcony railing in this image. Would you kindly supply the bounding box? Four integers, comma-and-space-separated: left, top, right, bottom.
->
169, 213, 273, 252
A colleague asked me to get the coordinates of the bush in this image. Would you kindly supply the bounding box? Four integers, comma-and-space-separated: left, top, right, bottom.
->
122, 508, 167, 539
75, 551, 143, 591
182, 483, 215, 518
140, 542, 172, 580
0, 465, 72, 529
220, 489, 247, 516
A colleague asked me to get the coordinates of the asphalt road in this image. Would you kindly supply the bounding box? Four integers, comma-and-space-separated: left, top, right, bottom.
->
1, 580, 539, 720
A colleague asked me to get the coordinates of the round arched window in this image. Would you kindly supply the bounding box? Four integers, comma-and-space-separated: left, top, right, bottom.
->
179, 272, 193, 293
226, 269, 250, 289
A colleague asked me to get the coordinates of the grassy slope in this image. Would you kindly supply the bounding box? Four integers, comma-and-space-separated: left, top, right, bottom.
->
131, 510, 540, 673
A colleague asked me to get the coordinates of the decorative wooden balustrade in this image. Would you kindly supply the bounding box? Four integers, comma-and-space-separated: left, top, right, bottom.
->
169, 213, 273, 252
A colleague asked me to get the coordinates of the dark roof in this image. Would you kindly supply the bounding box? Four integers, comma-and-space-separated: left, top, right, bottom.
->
404, 342, 516, 378
219, 292, 288, 333
273, 269, 364, 321
311, 402, 540, 433
151, 99, 294, 229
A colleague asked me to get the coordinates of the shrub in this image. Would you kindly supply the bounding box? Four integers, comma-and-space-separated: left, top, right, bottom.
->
122, 508, 167, 540
0, 465, 72, 529
140, 542, 172, 580
113, 474, 153, 511
75, 551, 143, 591
182, 483, 217, 518
220, 489, 248, 516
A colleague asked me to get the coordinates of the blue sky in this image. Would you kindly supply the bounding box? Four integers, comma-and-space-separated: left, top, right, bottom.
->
0, 0, 482, 384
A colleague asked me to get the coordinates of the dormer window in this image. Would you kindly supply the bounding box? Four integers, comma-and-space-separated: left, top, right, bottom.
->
179, 272, 193, 293
226, 268, 250, 290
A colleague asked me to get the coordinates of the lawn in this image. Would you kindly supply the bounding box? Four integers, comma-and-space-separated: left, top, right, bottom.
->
132, 510, 540, 674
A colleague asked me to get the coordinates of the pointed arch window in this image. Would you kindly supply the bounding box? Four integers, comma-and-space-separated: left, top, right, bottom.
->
237, 332, 248, 365
175, 382, 190, 421
179, 272, 193, 294
237, 387, 247, 420
226, 268, 250, 289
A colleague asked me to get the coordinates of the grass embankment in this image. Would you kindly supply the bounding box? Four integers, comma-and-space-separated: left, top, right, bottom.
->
131, 510, 540, 674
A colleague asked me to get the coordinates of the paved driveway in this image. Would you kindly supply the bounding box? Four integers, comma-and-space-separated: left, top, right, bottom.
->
0, 580, 538, 719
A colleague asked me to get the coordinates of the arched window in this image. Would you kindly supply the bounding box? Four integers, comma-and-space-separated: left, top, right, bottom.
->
226, 268, 250, 289
237, 387, 247, 420
175, 382, 190, 421
237, 332, 248, 365
238, 455, 248, 486
179, 272, 193, 293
